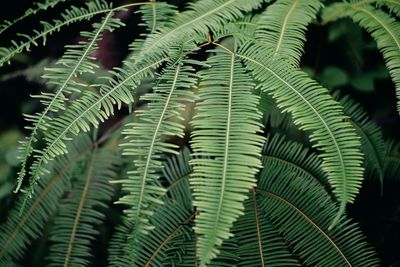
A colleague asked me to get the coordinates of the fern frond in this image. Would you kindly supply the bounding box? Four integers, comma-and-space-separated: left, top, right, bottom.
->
108, 220, 132, 267
162, 147, 193, 211
384, 140, 400, 180
263, 134, 330, 192
15, 12, 125, 193
237, 40, 364, 227
22, 55, 165, 198
190, 51, 264, 265
47, 146, 118, 267
232, 197, 302, 266
109, 148, 194, 266
255, 0, 323, 66
376, 1, 400, 17
0, 0, 66, 35
136, 0, 264, 61
0, 134, 92, 265
323, 2, 400, 114
349, 0, 400, 17
116, 43, 199, 262
336, 93, 385, 186
138, 1, 177, 33
137, 203, 196, 267
128, 2, 177, 57
256, 155, 380, 266
0, 0, 115, 67
213, 15, 260, 44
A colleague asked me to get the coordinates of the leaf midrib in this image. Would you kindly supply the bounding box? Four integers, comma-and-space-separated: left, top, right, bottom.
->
31, 58, 165, 182
274, 0, 299, 53
15, 12, 113, 192
256, 188, 352, 267
210, 53, 235, 242
142, 0, 240, 54
354, 6, 400, 49
135, 63, 181, 220
237, 53, 348, 202
63, 150, 97, 267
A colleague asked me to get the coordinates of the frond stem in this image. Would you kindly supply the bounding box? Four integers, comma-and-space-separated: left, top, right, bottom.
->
252, 188, 264, 267
63, 147, 97, 267
143, 211, 197, 266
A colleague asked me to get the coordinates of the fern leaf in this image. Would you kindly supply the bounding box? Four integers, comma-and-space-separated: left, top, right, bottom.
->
350, 0, 400, 17
136, 0, 264, 61
0, 135, 92, 265
162, 147, 193, 211
237, 41, 364, 226
21, 55, 165, 198
109, 148, 194, 266
190, 51, 264, 265
138, 1, 177, 33
256, 153, 380, 266
15, 12, 124, 193
336, 93, 386, 186
213, 15, 260, 44
116, 44, 199, 262
323, 2, 400, 114
376, 0, 400, 17
255, 0, 323, 66
0, 0, 113, 66
232, 197, 302, 266
0, 0, 66, 35
128, 2, 177, 57
384, 140, 400, 180
47, 147, 118, 267
263, 134, 330, 192
137, 203, 196, 267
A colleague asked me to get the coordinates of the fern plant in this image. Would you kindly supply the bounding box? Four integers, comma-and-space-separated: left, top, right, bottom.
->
0, 0, 399, 266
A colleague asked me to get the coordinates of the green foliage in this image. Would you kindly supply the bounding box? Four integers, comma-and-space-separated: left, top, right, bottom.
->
190, 51, 264, 265
255, 0, 323, 66
117, 44, 199, 261
323, 0, 400, 113
0, 0, 399, 266
239, 41, 364, 225
47, 147, 119, 266
0, 135, 93, 265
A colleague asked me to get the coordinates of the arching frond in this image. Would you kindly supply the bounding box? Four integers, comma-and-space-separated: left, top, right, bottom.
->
116, 44, 199, 262
0, 0, 113, 67
256, 156, 380, 266
136, 0, 264, 61
213, 14, 260, 44
109, 148, 195, 267
0, 0, 66, 35
255, 0, 323, 66
15, 12, 125, 193
136, 203, 196, 267
336, 93, 385, 186
263, 134, 330, 192
47, 147, 119, 267
0, 135, 92, 265
237, 41, 364, 226
162, 147, 193, 211
232, 197, 302, 266
137, 1, 177, 33
384, 140, 400, 180
128, 2, 177, 57
349, 0, 400, 17
22, 55, 165, 198
190, 51, 264, 265
323, 2, 400, 114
